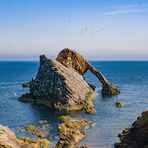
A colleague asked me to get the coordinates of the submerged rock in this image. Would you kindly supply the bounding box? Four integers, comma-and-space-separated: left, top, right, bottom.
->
0, 124, 50, 148
55, 116, 91, 148
114, 111, 148, 148
24, 124, 46, 138
114, 101, 124, 107
76, 146, 88, 148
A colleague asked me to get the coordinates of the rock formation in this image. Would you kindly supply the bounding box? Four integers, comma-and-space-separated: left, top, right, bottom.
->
55, 115, 91, 148
22, 77, 35, 88
114, 111, 148, 148
114, 101, 124, 107
0, 124, 21, 148
19, 48, 119, 112
0, 124, 50, 148
19, 55, 95, 112
56, 48, 120, 95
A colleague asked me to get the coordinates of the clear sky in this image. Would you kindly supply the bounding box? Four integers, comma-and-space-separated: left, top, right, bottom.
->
0, 0, 148, 60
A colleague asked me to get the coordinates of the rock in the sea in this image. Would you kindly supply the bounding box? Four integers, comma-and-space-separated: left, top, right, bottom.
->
22, 77, 35, 88
19, 48, 120, 112
0, 124, 50, 148
114, 101, 124, 107
114, 111, 148, 148
55, 116, 91, 148
19, 55, 95, 112
56, 48, 120, 95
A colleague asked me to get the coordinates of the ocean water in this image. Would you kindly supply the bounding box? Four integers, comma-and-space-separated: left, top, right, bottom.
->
0, 61, 148, 147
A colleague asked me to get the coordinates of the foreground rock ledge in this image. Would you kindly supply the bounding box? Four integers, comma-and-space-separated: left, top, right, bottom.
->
114, 111, 148, 148
0, 124, 50, 148
19, 48, 120, 112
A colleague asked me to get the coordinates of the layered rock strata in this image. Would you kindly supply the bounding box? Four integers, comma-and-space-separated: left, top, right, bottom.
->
19, 55, 95, 112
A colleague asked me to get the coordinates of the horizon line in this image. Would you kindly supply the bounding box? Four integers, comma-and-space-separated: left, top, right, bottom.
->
0, 59, 148, 62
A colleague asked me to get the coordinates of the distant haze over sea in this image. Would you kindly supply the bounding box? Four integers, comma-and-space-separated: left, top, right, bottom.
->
0, 53, 148, 61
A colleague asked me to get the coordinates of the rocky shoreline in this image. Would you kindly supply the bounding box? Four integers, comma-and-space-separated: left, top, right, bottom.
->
115, 111, 148, 148
0, 124, 50, 148
1, 110, 148, 148
0, 116, 92, 148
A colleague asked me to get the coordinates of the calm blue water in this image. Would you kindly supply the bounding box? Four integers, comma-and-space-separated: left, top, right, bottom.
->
0, 61, 148, 147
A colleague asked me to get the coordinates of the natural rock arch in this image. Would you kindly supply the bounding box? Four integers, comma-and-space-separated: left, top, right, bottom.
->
56, 48, 120, 95
20, 48, 120, 113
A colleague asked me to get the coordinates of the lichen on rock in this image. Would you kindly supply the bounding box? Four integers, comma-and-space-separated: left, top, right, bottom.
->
55, 116, 92, 148
24, 124, 46, 138
0, 124, 50, 148
18, 137, 49, 148
114, 102, 124, 107
59, 115, 71, 123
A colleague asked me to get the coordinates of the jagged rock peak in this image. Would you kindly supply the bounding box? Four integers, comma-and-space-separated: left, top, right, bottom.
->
40, 55, 48, 64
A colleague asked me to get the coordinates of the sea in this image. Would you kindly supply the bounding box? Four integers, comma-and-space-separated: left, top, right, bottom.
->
0, 61, 148, 148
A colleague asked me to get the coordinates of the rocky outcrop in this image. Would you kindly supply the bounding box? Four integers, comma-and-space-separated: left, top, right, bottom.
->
56, 48, 120, 95
19, 55, 95, 112
114, 102, 124, 107
19, 48, 119, 112
55, 116, 92, 148
56, 48, 89, 75
22, 77, 35, 88
0, 124, 50, 148
0, 124, 21, 148
114, 111, 148, 148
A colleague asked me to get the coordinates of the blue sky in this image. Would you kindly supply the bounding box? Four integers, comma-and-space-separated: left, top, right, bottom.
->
0, 0, 148, 60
